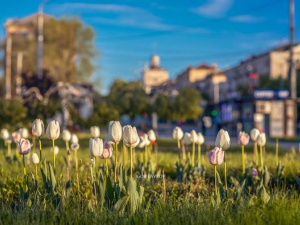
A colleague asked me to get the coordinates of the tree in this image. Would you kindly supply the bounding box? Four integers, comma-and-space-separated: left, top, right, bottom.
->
0, 99, 28, 130
9, 16, 96, 83
258, 75, 289, 89
171, 88, 203, 121
152, 94, 172, 121
107, 79, 150, 118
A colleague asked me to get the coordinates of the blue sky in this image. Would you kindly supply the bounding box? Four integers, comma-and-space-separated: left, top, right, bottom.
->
0, 0, 299, 94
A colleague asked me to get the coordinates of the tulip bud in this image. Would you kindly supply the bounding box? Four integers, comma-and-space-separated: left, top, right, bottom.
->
1, 128, 9, 140
71, 143, 80, 151
196, 133, 205, 145
101, 141, 113, 159
51, 146, 59, 155
18, 138, 31, 155
89, 138, 104, 157
19, 128, 29, 139
12, 131, 21, 143
32, 119, 44, 137
173, 126, 184, 140
250, 128, 260, 142
108, 121, 122, 144
190, 130, 198, 143
123, 125, 140, 147
257, 133, 266, 147
71, 134, 79, 144
215, 129, 230, 150
31, 153, 40, 164
138, 136, 146, 148
251, 168, 258, 176
148, 129, 156, 142
90, 126, 100, 138
207, 147, 224, 165
62, 129, 71, 142
46, 120, 60, 140
183, 132, 191, 145
238, 131, 250, 146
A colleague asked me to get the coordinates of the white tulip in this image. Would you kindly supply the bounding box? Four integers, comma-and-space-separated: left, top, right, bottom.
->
144, 134, 151, 146
257, 133, 266, 146
71, 143, 80, 151
183, 132, 191, 145
89, 138, 104, 157
62, 129, 71, 142
173, 127, 184, 140
71, 134, 79, 144
90, 126, 100, 138
46, 120, 60, 140
215, 129, 230, 150
1, 128, 9, 140
31, 153, 40, 164
148, 129, 156, 142
108, 121, 122, 144
190, 130, 198, 143
197, 133, 205, 145
123, 125, 139, 147
51, 146, 59, 155
32, 119, 44, 137
250, 128, 260, 142
138, 136, 146, 148
19, 128, 29, 139
18, 138, 31, 155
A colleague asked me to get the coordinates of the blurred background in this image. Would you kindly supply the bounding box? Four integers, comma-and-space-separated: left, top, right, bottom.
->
0, 0, 299, 139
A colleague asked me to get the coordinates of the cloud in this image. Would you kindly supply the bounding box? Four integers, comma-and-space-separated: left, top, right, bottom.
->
267, 38, 289, 47
230, 15, 263, 23
93, 17, 174, 31
192, 0, 233, 18
54, 3, 143, 13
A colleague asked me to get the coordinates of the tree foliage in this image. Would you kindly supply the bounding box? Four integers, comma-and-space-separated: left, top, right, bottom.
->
9, 17, 95, 83
107, 79, 150, 118
0, 99, 28, 130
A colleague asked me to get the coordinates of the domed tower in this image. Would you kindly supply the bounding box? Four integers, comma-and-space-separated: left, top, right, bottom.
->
142, 55, 169, 94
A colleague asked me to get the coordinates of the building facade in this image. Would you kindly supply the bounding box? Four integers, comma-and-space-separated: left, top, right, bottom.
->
142, 55, 169, 94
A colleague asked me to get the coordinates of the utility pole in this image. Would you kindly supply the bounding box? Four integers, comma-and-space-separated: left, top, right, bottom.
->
5, 34, 12, 100
289, 0, 297, 136
289, 0, 296, 99
37, 0, 48, 79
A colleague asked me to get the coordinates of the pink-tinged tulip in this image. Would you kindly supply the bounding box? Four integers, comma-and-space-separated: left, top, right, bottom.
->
251, 168, 258, 176
101, 141, 113, 159
12, 131, 21, 143
238, 131, 250, 146
207, 147, 224, 165
18, 138, 31, 155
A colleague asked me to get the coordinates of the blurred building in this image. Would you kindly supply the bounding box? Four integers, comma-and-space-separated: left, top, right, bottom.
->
224, 44, 300, 98
142, 55, 169, 94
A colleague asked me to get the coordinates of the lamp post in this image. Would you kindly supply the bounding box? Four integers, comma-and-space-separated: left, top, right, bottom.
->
37, 0, 48, 79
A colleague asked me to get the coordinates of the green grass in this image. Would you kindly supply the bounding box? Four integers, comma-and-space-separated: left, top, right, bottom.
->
1, 138, 300, 224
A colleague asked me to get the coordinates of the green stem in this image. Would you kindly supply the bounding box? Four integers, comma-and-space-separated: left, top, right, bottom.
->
276, 139, 279, 166
123, 144, 127, 168
145, 145, 148, 166
130, 145, 133, 179
214, 165, 217, 196
260, 145, 264, 169
35, 164, 38, 179
106, 159, 108, 176
114, 143, 118, 183
224, 153, 227, 190
254, 142, 258, 165
242, 145, 245, 174
39, 138, 42, 163
198, 144, 201, 167
177, 139, 180, 149
75, 149, 79, 192
7, 143, 11, 157
192, 142, 195, 167
65, 141, 69, 150
52, 139, 55, 169
33, 137, 36, 153
23, 155, 26, 176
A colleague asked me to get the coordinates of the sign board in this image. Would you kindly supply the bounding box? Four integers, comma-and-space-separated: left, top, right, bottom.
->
254, 89, 289, 100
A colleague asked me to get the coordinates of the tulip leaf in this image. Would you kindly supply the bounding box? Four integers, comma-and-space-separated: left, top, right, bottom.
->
258, 185, 270, 204
114, 196, 129, 212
